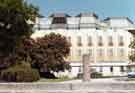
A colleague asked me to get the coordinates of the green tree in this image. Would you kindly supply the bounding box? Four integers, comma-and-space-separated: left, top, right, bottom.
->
0, 0, 39, 69
129, 35, 135, 62
33, 33, 71, 73
17, 33, 71, 73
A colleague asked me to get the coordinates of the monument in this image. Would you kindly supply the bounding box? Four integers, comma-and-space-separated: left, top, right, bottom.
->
82, 54, 93, 81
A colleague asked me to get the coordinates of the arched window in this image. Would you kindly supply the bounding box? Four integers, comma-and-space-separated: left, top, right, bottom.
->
98, 36, 103, 46
88, 36, 92, 46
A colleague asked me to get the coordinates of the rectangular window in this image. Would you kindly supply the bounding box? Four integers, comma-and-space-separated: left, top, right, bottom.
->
77, 49, 82, 57
69, 68, 71, 72
77, 36, 82, 46
108, 36, 113, 46
118, 48, 125, 57
100, 66, 103, 72
79, 66, 82, 72
120, 66, 124, 72
88, 49, 93, 56
107, 48, 114, 57
97, 49, 104, 57
118, 36, 124, 46
88, 36, 92, 46
98, 36, 103, 46
110, 66, 113, 72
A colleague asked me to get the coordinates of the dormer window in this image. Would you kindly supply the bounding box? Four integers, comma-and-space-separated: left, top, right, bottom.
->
52, 17, 67, 24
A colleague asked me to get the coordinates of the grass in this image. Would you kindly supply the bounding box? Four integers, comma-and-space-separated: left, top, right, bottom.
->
37, 77, 75, 82
125, 78, 135, 81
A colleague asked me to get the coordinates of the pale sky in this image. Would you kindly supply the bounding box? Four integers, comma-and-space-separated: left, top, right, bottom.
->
28, 0, 135, 23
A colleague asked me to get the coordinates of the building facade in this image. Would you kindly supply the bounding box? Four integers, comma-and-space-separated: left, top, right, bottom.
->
32, 13, 134, 77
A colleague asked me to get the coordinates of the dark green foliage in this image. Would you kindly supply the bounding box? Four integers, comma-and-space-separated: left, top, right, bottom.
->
0, 0, 39, 69
0, 0, 70, 81
129, 53, 135, 62
40, 72, 57, 79
16, 33, 71, 73
0, 0, 40, 82
0, 0, 39, 22
91, 72, 102, 78
77, 72, 102, 79
0, 0, 38, 56
129, 35, 135, 62
31, 33, 71, 72
0, 62, 40, 82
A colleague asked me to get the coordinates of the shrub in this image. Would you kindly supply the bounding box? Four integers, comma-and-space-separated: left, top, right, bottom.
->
0, 63, 40, 82
77, 73, 83, 79
91, 72, 102, 78
77, 72, 102, 79
40, 72, 57, 79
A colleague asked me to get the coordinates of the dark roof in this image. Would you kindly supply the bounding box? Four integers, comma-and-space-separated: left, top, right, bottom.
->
37, 15, 44, 18
52, 17, 67, 24
50, 13, 71, 17
104, 17, 133, 24
128, 29, 135, 34
76, 12, 98, 18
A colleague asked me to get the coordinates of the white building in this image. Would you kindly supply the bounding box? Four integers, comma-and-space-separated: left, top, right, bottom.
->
31, 13, 134, 77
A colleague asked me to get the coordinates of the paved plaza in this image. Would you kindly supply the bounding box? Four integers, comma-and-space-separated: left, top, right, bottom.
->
0, 78, 135, 93
60, 77, 132, 83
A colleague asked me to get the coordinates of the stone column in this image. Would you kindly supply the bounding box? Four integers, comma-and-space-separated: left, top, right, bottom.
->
82, 54, 91, 82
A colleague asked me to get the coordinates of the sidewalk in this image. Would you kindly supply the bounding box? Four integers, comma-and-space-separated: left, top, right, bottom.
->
60, 78, 127, 83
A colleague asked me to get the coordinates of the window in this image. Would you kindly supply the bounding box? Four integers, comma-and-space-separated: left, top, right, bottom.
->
98, 36, 103, 46
120, 49, 124, 56
107, 49, 113, 57
88, 36, 92, 46
79, 66, 82, 72
110, 66, 113, 72
108, 36, 113, 46
77, 49, 82, 57
118, 36, 124, 46
69, 68, 71, 72
88, 49, 93, 56
120, 66, 124, 72
77, 36, 82, 46
97, 49, 104, 57
100, 66, 103, 72
118, 48, 125, 57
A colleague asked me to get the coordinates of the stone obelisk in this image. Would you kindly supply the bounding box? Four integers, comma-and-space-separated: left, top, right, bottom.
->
82, 54, 91, 82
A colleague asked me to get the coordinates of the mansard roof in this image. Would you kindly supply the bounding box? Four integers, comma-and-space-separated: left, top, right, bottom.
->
128, 29, 135, 34
76, 12, 98, 18
50, 13, 71, 17
104, 17, 133, 24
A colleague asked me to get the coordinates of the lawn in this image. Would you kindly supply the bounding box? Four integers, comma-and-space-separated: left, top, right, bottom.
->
37, 77, 75, 82
125, 78, 135, 81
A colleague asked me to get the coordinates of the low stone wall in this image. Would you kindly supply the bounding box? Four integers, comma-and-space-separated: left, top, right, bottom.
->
72, 82, 135, 90
0, 83, 71, 90
0, 82, 135, 93
1, 90, 135, 93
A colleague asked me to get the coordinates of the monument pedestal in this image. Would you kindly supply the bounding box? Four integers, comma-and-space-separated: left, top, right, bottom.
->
82, 54, 93, 82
